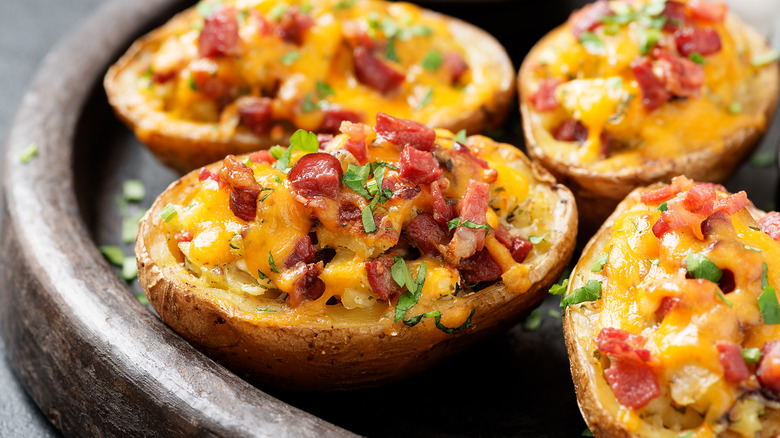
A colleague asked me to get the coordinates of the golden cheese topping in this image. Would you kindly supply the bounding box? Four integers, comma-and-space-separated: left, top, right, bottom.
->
133, 0, 502, 140
567, 177, 780, 437
154, 114, 559, 329
523, 0, 776, 171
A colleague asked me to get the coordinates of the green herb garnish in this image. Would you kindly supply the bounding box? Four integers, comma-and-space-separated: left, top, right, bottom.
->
315, 81, 334, 98
579, 31, 605, 53
561, 280, 602, 309
361, 205, 376, 233
256, 307, 277, 312
196, 1, 216, 18
591, 252, 609, 272
421, 50, 443, 71
123, 179, 145, 202
385, 37, 399, 62
273, 129, 318, 172
658, 201, 668, 212
268, 252, 280, 273
689, 52, 706, 65
342, 164, 372, 198
301, 93, 317, 113
392, 258, 427, 321
728, 102, 743, 114
160, 204, 178, 222
529, 233, 548, 245
100, 245, 125, 266
19, 143, 38, 164
742, 347, 762, 364
136, 293, 149, 306
751, 49, 780, 67
446, 217, 490, 235
637, 26, 661, 55
686, 253, 722, 283
549, 278, 569, 296
417, 86, 434, 109
453, 129, 467, 144
121, 257, 138, 281
257, 269, 268, 280
759, 263, 780, 324
749, 151, 775, 168
522, 310, 543, 331
269, 4, 287, 21
279, 50, 301, 66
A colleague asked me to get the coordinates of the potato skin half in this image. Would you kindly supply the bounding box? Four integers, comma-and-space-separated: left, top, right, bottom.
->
136, 145, 577, 391
562, 186, 780, 438
105, 4, 515, 174
518, 14, 779, 232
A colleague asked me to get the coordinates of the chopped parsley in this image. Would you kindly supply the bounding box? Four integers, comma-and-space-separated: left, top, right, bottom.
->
453, 129, 467, 144
361, 205, 377, 233
385, 37, 399, 62
335, 0, 355, 9
256, 307, 277, 312
123, 179, 145, 202
273, 129, 318, 172
637, 26, 661, 55
759, 263, 780, 324
269, 4, 287, 21
160, 203, 178, 222
279, 50, 301, 66
268, 252, 280, 273
549, 278, 569, 296
196, 1, 216, 18
657, 201, 668, 212
315, 81, 334, 99
742, 347, 762, 364
522, 310, 543, 331
579, 31, 605, 54
100, 245, 125, 266
342, 164, 372, 198
301, 93, 317, 113
582, 429, 595, 437
728, 102, 743, 114
421, 50, 443, 71
257, 269, 268, 280
417, 86, 434, 109
561, 280, 602, 309
529, 233, 548, 245
606, 76, 623, 89
689, 52, 706, 65
749, 151, 775, 168
136, 293, 149, 306
237, 9, 249, 24
19, 143, 38, 164
446, 217, 490, 234
591, 252, 609, 272
392, 257, 427, 321
686, 253, 722, 283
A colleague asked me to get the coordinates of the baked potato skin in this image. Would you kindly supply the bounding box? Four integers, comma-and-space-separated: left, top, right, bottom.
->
562, 184, 780, 438
106, 2, 515, 174
518, 10, 779, 232
136, 140, 577, 391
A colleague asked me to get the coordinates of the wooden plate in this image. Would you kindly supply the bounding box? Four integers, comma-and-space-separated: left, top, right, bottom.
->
2, 0, 776, 436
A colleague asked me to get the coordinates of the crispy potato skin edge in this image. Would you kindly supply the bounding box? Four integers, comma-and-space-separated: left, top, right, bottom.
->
105, 6, 515, 174
136, 146, 577, 391
517, 15, 780, 232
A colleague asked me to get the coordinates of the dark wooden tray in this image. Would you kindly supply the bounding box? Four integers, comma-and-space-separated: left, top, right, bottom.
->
1, 0, 778, 436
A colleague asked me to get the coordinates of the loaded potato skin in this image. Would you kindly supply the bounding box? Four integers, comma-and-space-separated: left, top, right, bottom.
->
136, 113, 577, 391
519, 0, 779, 230
563, 176, 780, 437
105, 0, 514, 173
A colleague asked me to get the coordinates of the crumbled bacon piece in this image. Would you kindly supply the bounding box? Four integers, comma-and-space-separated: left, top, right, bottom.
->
248, 150, 275, 165
175, 231, 193, 243
317, 134, 334, 150
237, 97, 274, 136
712, 191, 748, 215
494, 223, 533, 263
190, 68, 235, 103
716, 341, 750, 383
758, 341, 780, 393
382, 176, 421, 200
700, 210, 733, 237
339, 121, 371, 164
596, 327, 654, 364
289, 263, 325, 307
675, 27, 722, 57
404, 213, 450, 256
759, 212, 780, 242
398, 146, 442, 185
319, 108, 363, 135
568, 0, 611, 39
198, 8, 240, 58
653, 49, 705, 98
604, 360, 660, 409
442, 52, 469, 84
199, 168, 224, 186
459, 249, 502, 284
447, 181, 489, 261
365, 255, 405, 300
452, 143, 489, 169
662, 1, 690, 31
288, 152, 343, 199
631, 57, 671, 111
430, 181, 455, 223
219, 155, 261, 221
285, 235, 317, 268
655, 296, 680, 321
529, 78, 562, 112
689, 0, 727, 23
375, 112, 435, 152
274, 7, 313, 46
552, 119, 588, 144
353, 46, 405, 94
640, 176, 694, 204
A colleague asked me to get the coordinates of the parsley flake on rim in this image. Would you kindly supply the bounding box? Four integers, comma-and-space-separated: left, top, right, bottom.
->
591, 252, 609, 272
561, 280, 602, 309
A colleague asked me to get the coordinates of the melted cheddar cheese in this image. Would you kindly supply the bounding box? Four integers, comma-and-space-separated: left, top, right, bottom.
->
567, 180, 780, 437
155, 123, 559, 329
133, 0, 502, 140
523, 0, 775, 171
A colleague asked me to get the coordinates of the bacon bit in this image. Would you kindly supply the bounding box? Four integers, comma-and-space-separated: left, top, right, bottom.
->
641, 176, 694, 205
604, 360, 661, 409
758, 341, 780, 393
339, 121, 371, 164
495, 225, 534, 264
375, 112, 436, 152
274, 7, 313, 46
237, 97, 274, 136
317, 134, 334, 150
596, 327, 655, 364
382, 176, 421, 200
529, 78, 562, 112
248, 150, 275, 165
285, 235, 317, 268
431, 180, 456, 223
759, 212, 780, 242
288, 152, 343, 199
689, 0, 727, 23
442, 52, 469, 84
655, 296, 680, 321
289, 263, 325, 307
459, 248, 503, 284
198, 8, 240, 58
353, 46, 405, 94
552, 119, 588, 144
151, 70, 177, 84
652, 210, 688, 238
338, 202, 362, 225
568, 0, 611, 39
191, 68, 235, 103
675, 27, 722, 57
447, 181, 490, 261
251, 10, 273, 36
599, 131, 615, 157
319, 108, 363, 135
398, 146, 442, 185
712, 191, 748, 215
404, 213, 450, 256
681, 183, 717, 215
716, 341, 751, 383
631, 57, 671, 111
701, 210, 733, 237
219, 155, 261, 222
662, 1, 690, 31
653, 49, 705, 98
365, 255, 405, 300
175, 231, 193, 243
199, 168, 224, 186
452, 143, 489, 169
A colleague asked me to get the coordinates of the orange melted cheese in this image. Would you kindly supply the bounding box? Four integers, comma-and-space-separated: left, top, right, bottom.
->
569, 185, 780, 437
137, 0, 499, 136
160, 129, 557, 327
525, 0, 772, 171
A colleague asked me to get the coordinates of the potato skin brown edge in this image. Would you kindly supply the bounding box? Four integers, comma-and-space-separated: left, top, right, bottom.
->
136, 148, 577, 392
